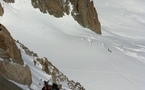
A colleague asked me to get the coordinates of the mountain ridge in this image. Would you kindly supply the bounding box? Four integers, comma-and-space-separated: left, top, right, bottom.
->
0, 24, 32, 87
0, 0, 145, 90
30, 0, 101, 34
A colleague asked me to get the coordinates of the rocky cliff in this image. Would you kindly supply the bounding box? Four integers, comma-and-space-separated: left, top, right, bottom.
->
0, 24, 23, 65
0, 3, 4, 16
2, 0, 101, 34
17, 41, 85, 90
31, 0, 69, 17
0, 76, 22, 90
0, 2, 32, 86
31, 0, 101, 34
0, 24, 32, 86
70, 0, 101, 34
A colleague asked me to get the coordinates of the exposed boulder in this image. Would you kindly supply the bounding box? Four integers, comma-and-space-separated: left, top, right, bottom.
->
0, 48, 10, 59
0, 76, 22, 90
0, 24, 24, 65
0, 61, 32, 86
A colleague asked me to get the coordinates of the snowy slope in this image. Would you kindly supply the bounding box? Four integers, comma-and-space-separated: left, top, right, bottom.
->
0, 0, 145, 90
94, 0, 145, 39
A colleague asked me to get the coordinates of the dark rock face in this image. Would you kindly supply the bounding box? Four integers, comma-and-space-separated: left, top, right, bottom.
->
31, 0, 70, 17
70, 0, 101, 34
31, 0, 101, 34
0, 3, 4, 16
0, 24, 24, 65
0, 24, 32, 86
0, 76, 22, 90
0, 61, 32, 86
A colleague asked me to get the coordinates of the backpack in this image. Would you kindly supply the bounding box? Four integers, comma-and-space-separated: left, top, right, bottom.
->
52, 83, 59, 90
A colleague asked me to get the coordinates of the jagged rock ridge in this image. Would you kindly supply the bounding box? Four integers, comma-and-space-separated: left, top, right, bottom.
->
0, 24, 23, 65
0, 0, 101, 89
1, 0, 101, 34
17, 41, 85, 90
70, 0, 101, 34
31, 0, 70, 17
2, 0, 101, 33
0, 24, 32, 86
31, 0, 101, 34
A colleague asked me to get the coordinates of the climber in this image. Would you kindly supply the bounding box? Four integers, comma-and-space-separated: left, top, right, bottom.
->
42, 81, 52, 90
47, 78, 60, 90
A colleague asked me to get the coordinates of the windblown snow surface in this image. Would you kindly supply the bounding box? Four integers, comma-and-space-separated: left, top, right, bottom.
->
0, 0, 145, 90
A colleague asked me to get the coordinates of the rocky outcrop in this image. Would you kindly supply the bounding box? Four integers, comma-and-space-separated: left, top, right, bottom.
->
3, 0, 101, 34
70, 0, 101, 34
31, 0, 69, 17
31, 0, 101, 34
0, 24, 32, 86
35, 57, 85, 90
0, 24, 24, 65
0, 76, 22, 90
0, 61, 32, 86
0, 3, 4, 16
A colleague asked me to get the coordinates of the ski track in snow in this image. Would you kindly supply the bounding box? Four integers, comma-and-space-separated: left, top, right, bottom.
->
82, 34, 145, 63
